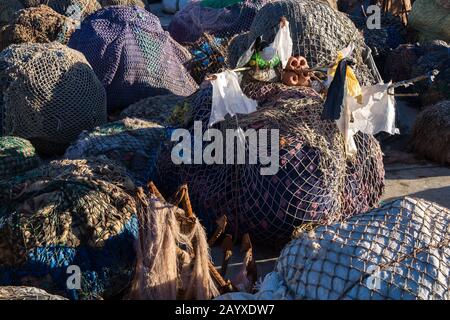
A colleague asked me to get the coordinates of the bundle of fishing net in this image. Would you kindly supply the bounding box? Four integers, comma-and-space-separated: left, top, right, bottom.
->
120, 94, 193, 128
68, 6, 198, 111
127, 185, 219, 300
0, 42, 107, 155
0, 158, 139, 299
411, 100, 450, 165
21, 0, 101, 20
99, 0, 146, 7
0, 286, 67, 300
409, 0, 450, 42
218, 197, 450, 300
158, 85, 384, 245
384, 41, 450, 106
228, 0, 378, 86
64, 118, 165, 185
0, 0, 24, 27
186, 34, 230, 85
0, 136, 40, 180
0, 5, 77, 51
168, 0, 270, 44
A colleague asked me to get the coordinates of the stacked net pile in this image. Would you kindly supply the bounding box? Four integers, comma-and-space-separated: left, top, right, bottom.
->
228, 0, 378, 86
68, 6, 198, 111
168, 0, 270, 44
409, 0, 450, 42
64, 118, 165, 185
411, 100, 450, 165
0, 0, 24, 27
120, 94, 193, 127
0, 42, 107, 155
0, 5, 77, 51
218, 197, 450, 300
384, 41, 450, 106
158, 85, 384, 244
0, 136, 40, 180
99, 0, 146, 7
0, 286, 67, 300
186, 34, 229, 85
22, 0, 102, 19
0, 158, 139, 300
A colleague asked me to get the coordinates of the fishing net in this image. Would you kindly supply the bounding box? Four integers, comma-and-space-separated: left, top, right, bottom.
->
228, 0, 378, 86
409, 0, 450, 42
22, 0, 102, 19
128, 186, 219, 300
120, 94, 193, 128
158, 85, 384, 245
218, 197, 450, 300
99, 0, 146, 7
384, 41, 450, 106
0, 5, 77, 51
186, 34, 230, 85
168, 0, 270, 44
68, 6, 198, 111
0, 42, 107, 155
0, 158, 139, 299
0, 136, 40, 180
0, 0, 24, 27
0, 286, 67, 300
411, 100, 450, 165
64, 117, 166, 185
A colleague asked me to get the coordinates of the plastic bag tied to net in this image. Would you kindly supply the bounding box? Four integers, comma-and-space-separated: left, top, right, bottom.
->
157, 84, 384, 245
0, 42, 107, 155
68, 6, 198, 111
218, 197, 450, 300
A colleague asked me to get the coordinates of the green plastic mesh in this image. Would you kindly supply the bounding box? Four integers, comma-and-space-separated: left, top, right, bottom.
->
0, 136, 40, 180
0, 42, 107, 155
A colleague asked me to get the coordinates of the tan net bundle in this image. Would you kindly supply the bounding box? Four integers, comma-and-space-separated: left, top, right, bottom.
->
0, 286, 67, 300
158, 85, 384, 245
218, 197, 450, 300
0, 42, 107, 155
411, 100, 450, 165
23, 0, 102, 19
228, 0, 378, 86
0, 5, 77, 51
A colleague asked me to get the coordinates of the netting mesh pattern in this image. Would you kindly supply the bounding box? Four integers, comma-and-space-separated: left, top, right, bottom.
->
411, 100, 450, 165
25, 0, 102, 19
0, 5, 77, 51
0, 42, 107, 155
65, 117, 166, 185
168, 0, 271, 44
0, 286, 67, 300
100, 0, 146, 7
0, 136, 40, 180
120, 94, 192, 127
68, 6, 198, 111
275, 197, 450, 300
185, 34, 229, 85
158, 85, 384, 244
228, 0, 376, 86
0, 158, 138, 300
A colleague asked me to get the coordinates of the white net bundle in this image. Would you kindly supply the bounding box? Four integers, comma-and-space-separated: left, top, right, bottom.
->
0, 42, 107, 155
218, 197, 450, 300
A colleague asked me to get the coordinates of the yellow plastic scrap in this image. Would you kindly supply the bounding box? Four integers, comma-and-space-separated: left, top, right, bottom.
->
328, 50, 363, 104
